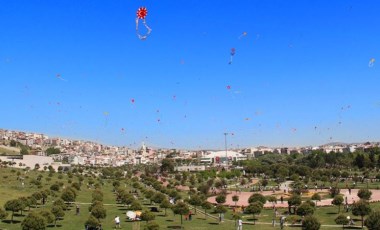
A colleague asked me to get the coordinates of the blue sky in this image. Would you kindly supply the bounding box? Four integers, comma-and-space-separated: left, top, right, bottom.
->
1, 0, 380, 149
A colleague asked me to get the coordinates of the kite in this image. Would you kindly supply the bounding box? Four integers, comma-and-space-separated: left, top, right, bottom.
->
56, 74, 67, 81
228, 48, 236, 64
136, 7, 152, 40
131, 98, 135, 104
369, 58, 375, 67
226, 85, 231, 90
238, 32, 247, 39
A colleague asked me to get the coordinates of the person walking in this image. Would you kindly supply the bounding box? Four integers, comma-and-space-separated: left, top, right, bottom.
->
114, 216, 120, 229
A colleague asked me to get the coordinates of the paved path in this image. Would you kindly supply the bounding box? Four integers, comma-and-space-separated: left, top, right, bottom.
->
208, 189, 380, 208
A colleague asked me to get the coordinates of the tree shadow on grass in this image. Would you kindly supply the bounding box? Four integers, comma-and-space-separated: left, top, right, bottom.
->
326, 212, 338, 215
47, 224, 63, 228
165, 219, 174, 222
208, 222, 219, 225
167, 225, 182, 229
344, 227, 363, 229
14, 213, 26, 217
2, 220, 21, 224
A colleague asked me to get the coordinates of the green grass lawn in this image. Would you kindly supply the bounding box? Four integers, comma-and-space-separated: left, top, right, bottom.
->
0, 167, 378, 230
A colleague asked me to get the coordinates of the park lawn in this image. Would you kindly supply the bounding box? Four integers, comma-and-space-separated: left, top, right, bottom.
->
0, 167, 378, 230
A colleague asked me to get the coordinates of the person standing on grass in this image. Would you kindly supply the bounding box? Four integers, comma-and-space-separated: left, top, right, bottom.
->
237, 218, 243, 230
114, 216, 120, 229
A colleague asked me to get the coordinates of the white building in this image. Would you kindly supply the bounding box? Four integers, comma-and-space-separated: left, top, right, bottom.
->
200, 150, 247, 164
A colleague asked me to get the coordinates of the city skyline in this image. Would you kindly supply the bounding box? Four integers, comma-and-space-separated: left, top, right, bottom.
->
1, 1, 380, 149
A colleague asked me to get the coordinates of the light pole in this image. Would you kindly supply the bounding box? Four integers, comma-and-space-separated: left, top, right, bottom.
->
224, 132, 228, 168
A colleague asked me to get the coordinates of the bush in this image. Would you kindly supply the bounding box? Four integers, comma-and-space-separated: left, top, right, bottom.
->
302, 215, 321, 230
144, 221, 160, 230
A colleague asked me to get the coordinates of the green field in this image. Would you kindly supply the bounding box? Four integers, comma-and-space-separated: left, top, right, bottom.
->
0, 167, 377, 230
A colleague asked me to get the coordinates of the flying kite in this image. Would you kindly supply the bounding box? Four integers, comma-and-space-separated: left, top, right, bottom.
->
131, 98, 135, 104
136, 7, 152, 40
226, 85, 231, 90
56, 74, 67, 81
369, 58, 375, 67
238, 32, 247, 39
228, 48, 236, 64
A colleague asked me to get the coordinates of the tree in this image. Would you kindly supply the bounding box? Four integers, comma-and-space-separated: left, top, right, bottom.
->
18, 197, 29, 215
61, 189, 75, 204
85, 215, 100, 230
71, 182, 81, 191
302, 215, 321, 230
21, 212, 47, 230
121, 193, 135, 207
152, 192, 166, 204
32, 192, 43, 206
311, 193, 321, 207
201, 201, 213, 220
90, 203, 107, 222
357, 189, 372, 201
10, 140, 17, 147
232, 195, 239, 207
159, 199, 172, 216
332, 195, 344, 213
172, 202, 189, 226
130, 200, 142, 211
92, 190, 104, 203
0, 208, 8, 220
52, 199, 67, 210
160, 158, 174, 173
27, 196, 37, 211
144, 221, 160, 230
45, 147, 61, 156
215, 194, 226, 205
51, 205, 65, 227
365, 210, 380, 230
50, 183, 60, 192
35, 163, 40, 170
20, 147, 29, 155
145, 190, 155, 205
352, 200, 372, 228
141, 211, 156, 223
40, 190, 49, 206
288, 195, 302, 214
244, 202, 262, 224
329, 187, 341, 198
4, 199, 23, 223
335, 214, 349, 229
248, 193, 266, 205
188, 194, 203, 213
296, 202, 315, 216
39, 210, 55, 226
266, 195, 277, 206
